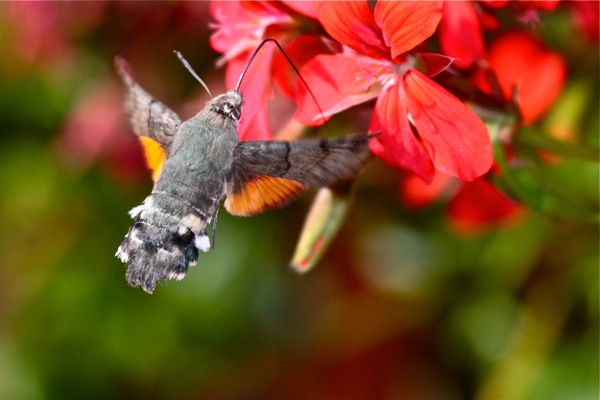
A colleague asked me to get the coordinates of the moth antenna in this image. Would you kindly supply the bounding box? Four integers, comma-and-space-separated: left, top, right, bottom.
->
234, 38, 326, 125
174, 50, 213, 98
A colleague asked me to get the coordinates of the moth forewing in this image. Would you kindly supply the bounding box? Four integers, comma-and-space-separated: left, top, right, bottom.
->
114, 56, 181, 148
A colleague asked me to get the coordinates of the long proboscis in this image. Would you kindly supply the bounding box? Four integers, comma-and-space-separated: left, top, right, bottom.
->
234, 38, 326, 126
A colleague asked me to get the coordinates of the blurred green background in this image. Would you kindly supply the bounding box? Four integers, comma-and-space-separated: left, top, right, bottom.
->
0, 2, 597, 399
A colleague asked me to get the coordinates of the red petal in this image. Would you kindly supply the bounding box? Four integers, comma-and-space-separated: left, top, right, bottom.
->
518, 0, 560, 12
272, 35, 331, 100
400, 172, 455, 209
479, 0, 509, 9
369, 81, 435, 182
210, 1, 291, 61
438, 1, 485, 69
403, 69, 493, 181
480, 10, 501, 30
313, 1, 389, 59
281, 0, 316, 19
415, 53, 456, 77
374, 0, 443, 59
448, 177, 524, 233
210, 1, 255, 52
571, 1, 599, 43
226, 46, 276, 141
518, 52, 566, 124
293, 54, 386, 125
472, 30, 567, 124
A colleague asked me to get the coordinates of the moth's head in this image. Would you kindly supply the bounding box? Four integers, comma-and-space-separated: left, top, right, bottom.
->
210, 90, 244, 122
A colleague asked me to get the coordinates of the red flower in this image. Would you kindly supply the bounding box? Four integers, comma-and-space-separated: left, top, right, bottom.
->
400, 171, 523, 233
472, 30, 567, 124
447, 177, 524, 233
294, 1, 492, 183
210, 1, 325, 140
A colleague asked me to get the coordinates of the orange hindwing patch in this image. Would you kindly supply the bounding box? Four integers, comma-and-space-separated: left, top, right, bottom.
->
139, 137, 166, 182
225, 176, 307, 217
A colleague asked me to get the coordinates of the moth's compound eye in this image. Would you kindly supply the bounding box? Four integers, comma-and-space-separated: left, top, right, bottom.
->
224, 102, 241, 120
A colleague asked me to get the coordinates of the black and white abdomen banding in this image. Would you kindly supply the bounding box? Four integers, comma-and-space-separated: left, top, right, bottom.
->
115, 191, 215, 293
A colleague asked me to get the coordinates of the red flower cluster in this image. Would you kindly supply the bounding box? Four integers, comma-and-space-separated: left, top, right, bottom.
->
209, 0, 578, 231
294, 2, 493, 185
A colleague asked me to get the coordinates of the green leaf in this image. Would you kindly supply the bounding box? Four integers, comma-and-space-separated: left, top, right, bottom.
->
493, 142, 599, 222
516, 127, 599, 162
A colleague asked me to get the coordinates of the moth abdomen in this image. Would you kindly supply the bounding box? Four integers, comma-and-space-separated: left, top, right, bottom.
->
116, 192, 215, 293
117, 219, 199, 293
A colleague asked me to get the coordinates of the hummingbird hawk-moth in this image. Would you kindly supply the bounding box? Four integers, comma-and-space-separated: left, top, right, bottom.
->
115, 42, 371, 293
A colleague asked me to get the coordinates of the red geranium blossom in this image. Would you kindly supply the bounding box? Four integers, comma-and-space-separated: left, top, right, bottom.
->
294, 1, 493, 183
210, 1, 327, 140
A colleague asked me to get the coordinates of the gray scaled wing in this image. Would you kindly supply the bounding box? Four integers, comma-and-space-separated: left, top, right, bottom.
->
114, 56, 181, 149
225, 134, 371, 216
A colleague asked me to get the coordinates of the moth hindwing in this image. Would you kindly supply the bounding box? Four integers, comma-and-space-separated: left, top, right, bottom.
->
114, 54, 371, 293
